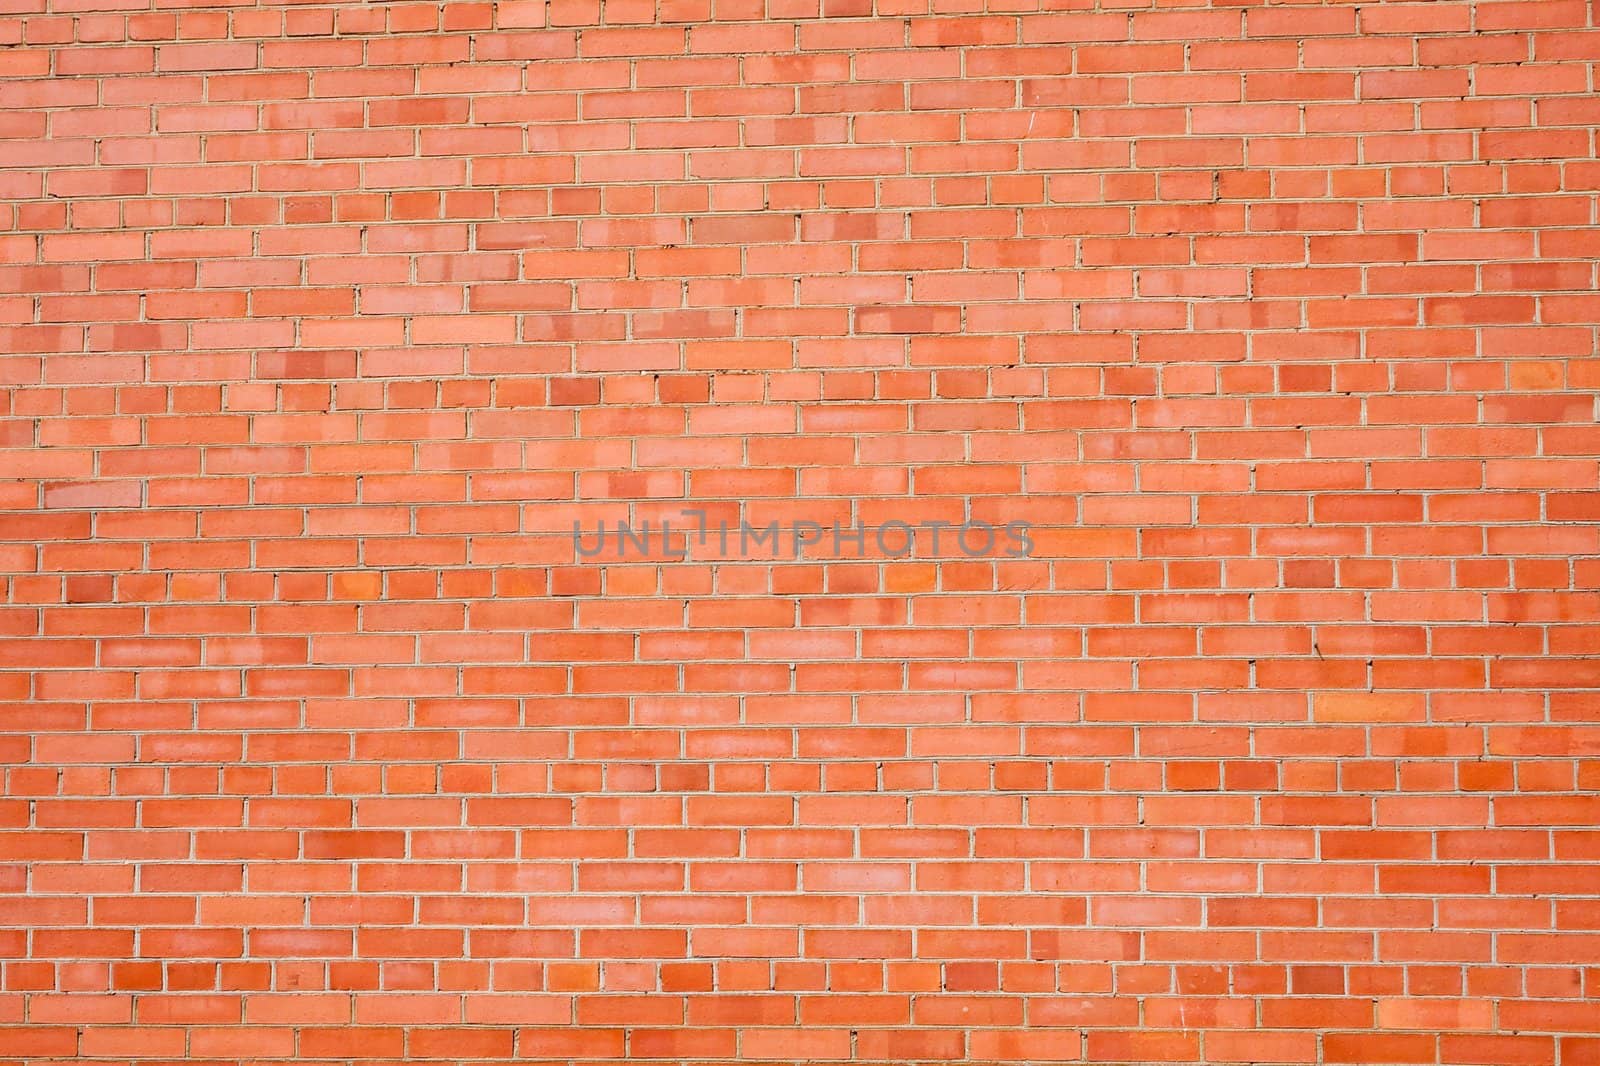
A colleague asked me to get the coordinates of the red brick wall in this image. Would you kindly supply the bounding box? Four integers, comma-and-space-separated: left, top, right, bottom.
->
3, 0, 1599, 1062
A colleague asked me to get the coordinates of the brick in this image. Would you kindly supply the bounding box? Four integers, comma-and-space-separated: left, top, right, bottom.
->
0, 2, 1597, 1062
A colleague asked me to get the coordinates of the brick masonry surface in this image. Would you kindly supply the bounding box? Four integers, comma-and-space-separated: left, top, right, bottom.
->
2, 0, 1600, 1063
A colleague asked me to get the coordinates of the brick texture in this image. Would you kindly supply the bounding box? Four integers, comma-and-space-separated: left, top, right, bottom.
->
3, 0, 1600, 1062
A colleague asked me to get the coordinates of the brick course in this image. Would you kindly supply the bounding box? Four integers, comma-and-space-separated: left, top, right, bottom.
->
2, 0, 1599, 1062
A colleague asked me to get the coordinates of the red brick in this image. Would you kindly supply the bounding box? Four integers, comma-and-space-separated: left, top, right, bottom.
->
0, 2, 1596, 1062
